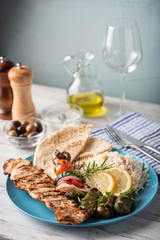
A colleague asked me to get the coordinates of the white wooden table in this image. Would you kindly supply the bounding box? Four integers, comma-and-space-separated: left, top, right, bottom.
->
0, 84, 160, 240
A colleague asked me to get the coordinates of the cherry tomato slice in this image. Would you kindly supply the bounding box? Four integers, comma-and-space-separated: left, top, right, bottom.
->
55, 159, 74, 176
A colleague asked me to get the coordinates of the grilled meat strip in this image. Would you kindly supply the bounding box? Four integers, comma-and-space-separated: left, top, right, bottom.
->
3, 158, 32, 175
55, 208, 89, 225
28, 179, 58, 202
3, 158, 89, 225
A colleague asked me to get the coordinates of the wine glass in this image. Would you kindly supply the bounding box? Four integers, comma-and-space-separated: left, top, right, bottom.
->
103, 18, 143, 116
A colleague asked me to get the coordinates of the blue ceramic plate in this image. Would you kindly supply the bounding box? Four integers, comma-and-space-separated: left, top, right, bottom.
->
6, 149, 158, 227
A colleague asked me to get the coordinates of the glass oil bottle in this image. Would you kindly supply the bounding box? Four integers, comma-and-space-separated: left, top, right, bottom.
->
64, 52, 104, 117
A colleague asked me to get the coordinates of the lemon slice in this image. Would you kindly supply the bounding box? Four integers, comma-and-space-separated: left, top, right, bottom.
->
106, 167, 132, 196
88, 171, 115, 195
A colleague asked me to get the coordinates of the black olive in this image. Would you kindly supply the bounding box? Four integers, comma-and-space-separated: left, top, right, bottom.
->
17, 125, 26, 135
34, 121, 43, 133
12, 120, 21, 128
28, 131, 39, 137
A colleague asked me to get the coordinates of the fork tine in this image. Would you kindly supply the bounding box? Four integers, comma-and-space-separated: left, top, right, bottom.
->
104, 126, 160, 163
106, 125, 122, 141
104, 125, 123, 144
104, 127, 117, 141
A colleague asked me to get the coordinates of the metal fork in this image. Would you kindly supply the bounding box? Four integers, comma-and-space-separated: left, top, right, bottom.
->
104, 125, 160, 164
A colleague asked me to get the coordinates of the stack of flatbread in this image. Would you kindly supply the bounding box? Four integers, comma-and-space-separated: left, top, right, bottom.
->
34, 123, 112, 180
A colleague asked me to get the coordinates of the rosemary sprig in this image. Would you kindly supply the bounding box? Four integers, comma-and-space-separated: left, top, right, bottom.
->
75, 157, 114, 180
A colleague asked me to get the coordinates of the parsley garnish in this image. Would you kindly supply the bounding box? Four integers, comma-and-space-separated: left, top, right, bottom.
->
122, 195, 129, 199
106, 192, 112, 196
79, 197, 86, 207
97, 195, 105, 206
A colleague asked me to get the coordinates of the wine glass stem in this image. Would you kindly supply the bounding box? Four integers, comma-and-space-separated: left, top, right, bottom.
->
120, 74, 126, 114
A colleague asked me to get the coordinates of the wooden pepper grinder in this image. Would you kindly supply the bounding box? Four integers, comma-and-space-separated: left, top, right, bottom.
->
0, 56, 14, 119
8, 63, 36, 119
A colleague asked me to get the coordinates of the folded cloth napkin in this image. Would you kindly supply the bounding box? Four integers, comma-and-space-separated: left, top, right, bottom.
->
91, 112, 160, 178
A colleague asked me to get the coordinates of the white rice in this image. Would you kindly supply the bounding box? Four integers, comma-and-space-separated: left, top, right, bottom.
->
83, 151, 150, 192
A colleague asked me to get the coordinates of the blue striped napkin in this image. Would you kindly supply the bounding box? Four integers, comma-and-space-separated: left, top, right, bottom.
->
91, 112, 160, 178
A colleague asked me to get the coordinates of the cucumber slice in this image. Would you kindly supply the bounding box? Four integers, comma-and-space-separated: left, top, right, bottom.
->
55, 171, 76, 183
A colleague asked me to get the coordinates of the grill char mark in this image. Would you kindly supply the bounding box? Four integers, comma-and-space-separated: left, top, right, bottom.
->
3, 158, 90, 225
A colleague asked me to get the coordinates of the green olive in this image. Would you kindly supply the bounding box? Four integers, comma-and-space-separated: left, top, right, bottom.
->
26, 123, 36, 134
21, 120, 29, 127
7, 124, 16, 132
8, 130, 18, 137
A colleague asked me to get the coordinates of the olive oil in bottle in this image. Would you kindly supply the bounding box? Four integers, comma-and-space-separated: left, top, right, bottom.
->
64, 52, 105, 117
67, 91, 104, 116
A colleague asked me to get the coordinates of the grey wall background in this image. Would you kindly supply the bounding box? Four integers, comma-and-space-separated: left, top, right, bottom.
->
0, 0, 160, 104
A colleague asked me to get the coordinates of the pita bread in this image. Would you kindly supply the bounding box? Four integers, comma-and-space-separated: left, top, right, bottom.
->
33, 123, 93, 179
72, 137, 112, 169
72, 137, 112, 163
